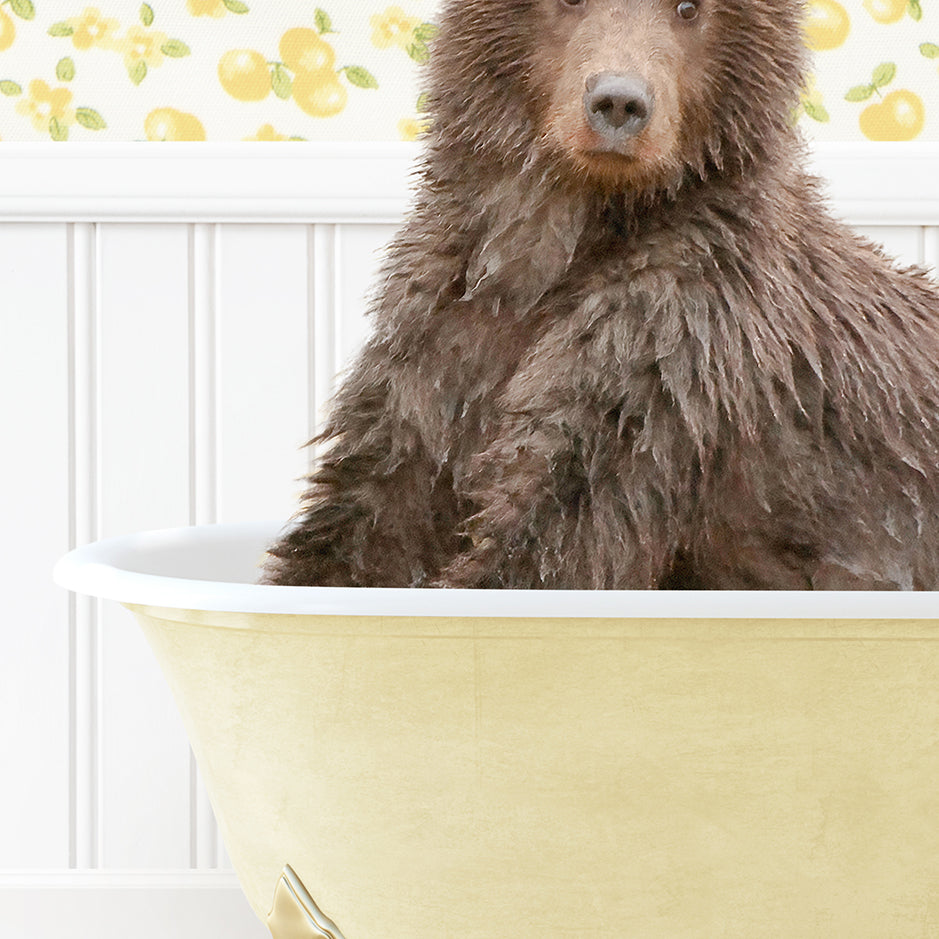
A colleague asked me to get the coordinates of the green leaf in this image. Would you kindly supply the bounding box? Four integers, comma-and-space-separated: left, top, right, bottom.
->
844, 84, 874, 102
314, 8, 335, 34
48, 22, 75, 37
223, 0, 250, 12
49, 117, 69, 141
76, 107, 107, 130
920, 42, 939, 59
407, 40, 431, 65
161, 39, 191, 58
342, 66, 378, 89
416, 91, 431, 113
128, 60, 148, 85
10, 0, 36, 20
802, 101, 830, 123
413, 23, 438, 43
56, 58, 76, 82
140, 4, 154, 26
0, 80, 23, 96
871, 62, 896, 88
271, 64, 292, 99
407, 24, 439, 64
908, 0, 923, 20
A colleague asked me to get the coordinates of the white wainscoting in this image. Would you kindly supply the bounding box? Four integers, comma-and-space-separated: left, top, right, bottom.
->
1, 142, 938, 938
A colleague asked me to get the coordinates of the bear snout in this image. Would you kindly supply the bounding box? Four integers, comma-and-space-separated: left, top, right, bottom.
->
583, 72, 655, 139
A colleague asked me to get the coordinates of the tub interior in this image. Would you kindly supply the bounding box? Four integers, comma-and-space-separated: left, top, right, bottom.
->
77, 520, 279, 581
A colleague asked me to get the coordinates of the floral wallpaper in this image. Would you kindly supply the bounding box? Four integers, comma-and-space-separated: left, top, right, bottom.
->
0, 1, 437, 141
803, 0, 939, 139
0, 0, 937, 142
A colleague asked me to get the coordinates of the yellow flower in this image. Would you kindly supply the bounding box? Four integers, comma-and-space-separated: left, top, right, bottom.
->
16, 80, 76, 134
398, 116, 430, 141
246, 124, 288, 141
370, 6, 420, 50
187, 0, 228, 16
115, 25, 168, 71
69, 7, 120, 51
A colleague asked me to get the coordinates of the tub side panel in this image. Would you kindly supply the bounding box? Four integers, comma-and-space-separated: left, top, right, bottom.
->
134, 610, 939, 938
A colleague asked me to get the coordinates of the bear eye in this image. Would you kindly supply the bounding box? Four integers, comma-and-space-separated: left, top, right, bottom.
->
560, 0, 585, 7
676, 0, 699, 18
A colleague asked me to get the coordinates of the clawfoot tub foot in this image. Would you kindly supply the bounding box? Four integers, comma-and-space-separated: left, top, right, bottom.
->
267, 866, 347, 939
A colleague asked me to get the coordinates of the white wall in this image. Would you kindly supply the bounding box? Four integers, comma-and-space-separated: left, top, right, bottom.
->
1, 142, 938, 938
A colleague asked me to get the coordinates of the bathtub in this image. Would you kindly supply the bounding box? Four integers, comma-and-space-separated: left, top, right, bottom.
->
54, 522, 939, 938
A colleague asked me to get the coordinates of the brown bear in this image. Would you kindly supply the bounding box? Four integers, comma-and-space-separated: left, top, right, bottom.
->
263, 0, 939, 590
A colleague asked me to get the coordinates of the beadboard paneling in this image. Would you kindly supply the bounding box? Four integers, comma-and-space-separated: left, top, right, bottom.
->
926, 227, 939, 275
96, 224, 193, 870
0, 211, 398, 885
214, 224, 312, 524
854, 225, 927, 269
0, 224, 71, 869
334, 224, 397, 371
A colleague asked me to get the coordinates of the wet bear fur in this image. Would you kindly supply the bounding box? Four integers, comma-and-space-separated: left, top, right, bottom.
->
263, 0, 939, 589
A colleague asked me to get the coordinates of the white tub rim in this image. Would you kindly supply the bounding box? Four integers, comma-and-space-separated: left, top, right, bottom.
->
51, 520, 939, 620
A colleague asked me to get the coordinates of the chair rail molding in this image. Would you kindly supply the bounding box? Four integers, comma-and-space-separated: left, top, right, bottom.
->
0, 141, 938, 224
0, 142, 417, 223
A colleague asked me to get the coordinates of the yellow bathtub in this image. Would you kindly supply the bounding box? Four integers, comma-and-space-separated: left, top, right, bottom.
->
55, 522, 939, 938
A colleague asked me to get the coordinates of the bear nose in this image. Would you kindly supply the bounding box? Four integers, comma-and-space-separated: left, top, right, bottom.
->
583, 72, 654, 138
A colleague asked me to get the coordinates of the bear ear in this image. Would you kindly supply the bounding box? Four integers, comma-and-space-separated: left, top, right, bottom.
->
422, 0, 540, 161
707, 0, 810, 158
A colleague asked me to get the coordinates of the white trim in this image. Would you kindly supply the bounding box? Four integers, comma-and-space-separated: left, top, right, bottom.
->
68, 222, 100, 872
806, 142, 939, 225
0, 141, 937, 224
310, 223, 340, 446
926, 226, 939, 263
0, 870, 242, 889
0, 142, 418, 222
0, 871, 265, 939
189, 224, 219, 530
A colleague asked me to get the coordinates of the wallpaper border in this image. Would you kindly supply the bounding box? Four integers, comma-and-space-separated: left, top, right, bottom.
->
0, 141, 937, 224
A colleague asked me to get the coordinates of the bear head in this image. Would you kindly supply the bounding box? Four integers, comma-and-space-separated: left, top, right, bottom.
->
425, 0, 810, 194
